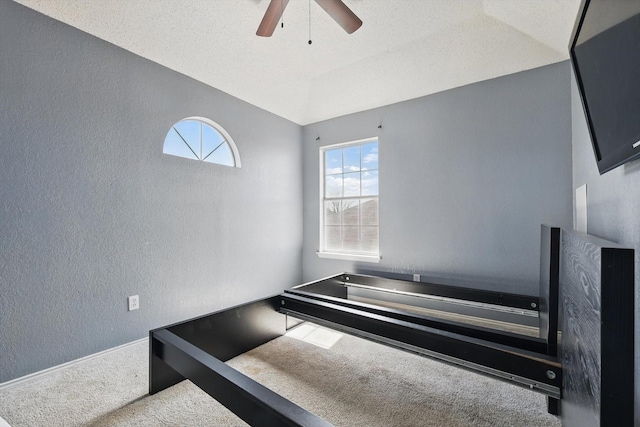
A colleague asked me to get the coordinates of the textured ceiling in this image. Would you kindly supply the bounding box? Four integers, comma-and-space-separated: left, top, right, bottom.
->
14, 0, 582, 125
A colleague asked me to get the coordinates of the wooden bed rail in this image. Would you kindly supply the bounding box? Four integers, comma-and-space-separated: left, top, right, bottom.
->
151, 329, 333, 427
149, 296, 286, 394
279, 292, 562, 398
292, 272, 539, 312
284, 287, 548, 353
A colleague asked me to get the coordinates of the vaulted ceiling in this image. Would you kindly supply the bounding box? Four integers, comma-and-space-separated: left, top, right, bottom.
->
14, 0, 582, 125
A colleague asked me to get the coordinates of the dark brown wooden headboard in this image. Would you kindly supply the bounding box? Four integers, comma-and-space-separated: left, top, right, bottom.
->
560, 229, 634, 426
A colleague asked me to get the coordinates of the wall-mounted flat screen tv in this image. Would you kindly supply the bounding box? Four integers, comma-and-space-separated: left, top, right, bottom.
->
570, 0, 640, 174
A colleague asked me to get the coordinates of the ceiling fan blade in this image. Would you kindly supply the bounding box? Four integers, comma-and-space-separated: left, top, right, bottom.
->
257, 0, 291, 37
313, 0, 362, 34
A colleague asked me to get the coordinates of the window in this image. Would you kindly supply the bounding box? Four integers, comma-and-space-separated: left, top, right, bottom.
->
319, 138, 379, 262
163, 117, 241, 167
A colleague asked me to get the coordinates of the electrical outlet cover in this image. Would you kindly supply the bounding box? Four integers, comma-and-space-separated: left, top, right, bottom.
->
128, 295, 139, 311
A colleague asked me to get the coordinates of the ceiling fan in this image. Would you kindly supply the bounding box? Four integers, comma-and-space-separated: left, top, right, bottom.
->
257, 0, 363, 37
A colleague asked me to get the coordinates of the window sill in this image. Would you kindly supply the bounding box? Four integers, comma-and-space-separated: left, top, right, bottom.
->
316, 252, 381, 263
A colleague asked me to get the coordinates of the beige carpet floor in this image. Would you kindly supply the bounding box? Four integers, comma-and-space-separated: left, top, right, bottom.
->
0, 324, 560, 426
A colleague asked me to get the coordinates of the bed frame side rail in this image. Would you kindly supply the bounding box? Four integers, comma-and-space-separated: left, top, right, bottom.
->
279, 293, 562, 398
151, 328, 334, 427
339, 273, 539, 311
150, 296, 286, 395
284, 288, 547, 353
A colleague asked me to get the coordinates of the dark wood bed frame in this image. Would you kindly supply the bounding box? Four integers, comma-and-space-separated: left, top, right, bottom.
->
149, 226, 634, 426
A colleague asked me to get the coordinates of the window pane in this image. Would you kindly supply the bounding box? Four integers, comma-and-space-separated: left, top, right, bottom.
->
342, 200, 359, 226
164, 118, 240, 167
164, 128, 198, 159
343, 145, 360, 172
204, 142, 235, 166
361, 226, 379, 253
324, 201, 342, 226
362, 171, 379, 196
343, 172, 361, 197
361, 142, 378, 171
343, 226, 360, 251
325, 175, 343, 198
325, 149, 342, 175
324, 226, 342, 252
361, 198, 378, 226
173, 120, 201, 158
202, 123, 226, 158
320, 139, 378, 256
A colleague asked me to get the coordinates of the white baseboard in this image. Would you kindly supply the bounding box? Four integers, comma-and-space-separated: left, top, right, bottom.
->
0, 337, 148, 391
0, 415, 11, 427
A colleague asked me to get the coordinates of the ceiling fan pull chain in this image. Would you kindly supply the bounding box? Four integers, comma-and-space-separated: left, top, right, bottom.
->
308, 0, 312, 44
281, 0, 284, 28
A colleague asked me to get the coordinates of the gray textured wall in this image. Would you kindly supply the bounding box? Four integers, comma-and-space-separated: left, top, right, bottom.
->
570, 70, 640, 423
1, 0, 576, 385
0, 0, 302, 382
302, 62, 573, 295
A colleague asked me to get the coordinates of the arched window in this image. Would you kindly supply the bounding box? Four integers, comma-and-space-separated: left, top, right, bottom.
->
163, 117, 241, 168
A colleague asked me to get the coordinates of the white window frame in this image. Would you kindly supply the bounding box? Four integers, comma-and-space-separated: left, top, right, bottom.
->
317, 137, 380, 263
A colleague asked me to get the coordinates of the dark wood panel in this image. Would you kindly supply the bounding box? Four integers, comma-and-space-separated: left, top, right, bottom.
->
290, 275, 347, 299
285, 288, 547, 353
539, 225, 560, 356
152, 329, 334, 427
280, 292, 562, 396
600, 247, 635, 424
164, 296, 286, 362
150, 296, 286, 395
539, 225, 561, 414
342, 272, 538, 310
149, 335, 186, 394
560, 229, 634, 426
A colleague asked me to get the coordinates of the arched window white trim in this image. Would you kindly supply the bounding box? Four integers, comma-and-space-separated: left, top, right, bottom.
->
163, 116, 241, 168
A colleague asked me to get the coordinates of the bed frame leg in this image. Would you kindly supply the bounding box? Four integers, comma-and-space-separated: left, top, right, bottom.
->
149, 334, 186, 394
547, 397, 560, 415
